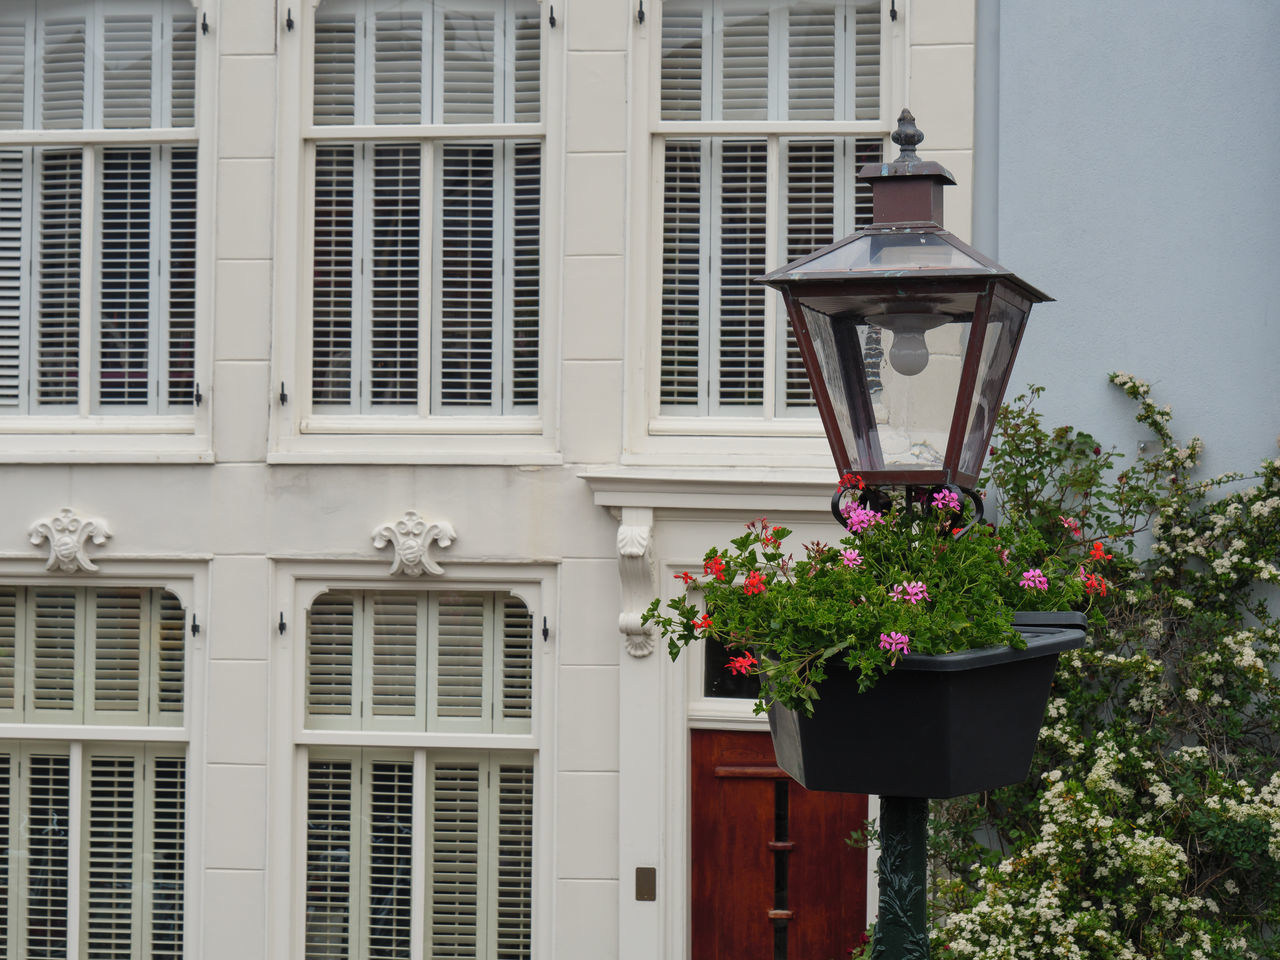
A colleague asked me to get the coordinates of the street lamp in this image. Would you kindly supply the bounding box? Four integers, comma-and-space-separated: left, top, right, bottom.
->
761, 108, 1051, 525
758, 110, 1071, 960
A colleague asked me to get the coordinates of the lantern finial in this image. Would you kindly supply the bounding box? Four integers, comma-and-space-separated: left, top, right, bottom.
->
890, 108, 924, 162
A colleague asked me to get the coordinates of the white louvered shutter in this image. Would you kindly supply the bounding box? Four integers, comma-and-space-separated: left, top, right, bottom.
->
851, 0, 880, 120
83, 752, 139, 957
373, 9, 425, 124
718, 2, 770, 121
787, 5, 836, 120
314, 9, 358, 125
0, 749, 10, 957
164, 146, 198, 407
781, 139, 836, 409
438, 3, 497, 123
0, 588, 16, 718
28, 587, 82, 719
168, 10, 196, 127
365, 593, 422, 729
715, 139, 767, 408
510, 1, 540, 123
0, 10, 27, 130
101, 12, 153, 128
508, 142, 540, 409
312, 145, 357, 408
305, 757, 355, 957
659, 139, 705, 407
0, 149, 25, 411
36, 148, 82, 408
21, 750, 71, 957
492, 761, 533, 959
365, 758, 414, 955
153, 590, 185, 720
148, 751, 186, 959
429, 758, 482, 958
89, 588, 145, 723
367, 143, 421, 409
39, 12, 86, 129
660, 1, 705, 120
496, 596, 532, 733
432, 593, 488, 730
307, 592, 358, 727
98, 146, 154, 408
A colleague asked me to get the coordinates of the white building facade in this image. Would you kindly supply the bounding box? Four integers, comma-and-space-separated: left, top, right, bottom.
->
0, 1, 982, 957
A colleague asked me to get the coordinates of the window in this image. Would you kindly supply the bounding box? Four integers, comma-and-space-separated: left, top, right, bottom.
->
654, 0, 886, 423
305, 0, 542, 423
0, 0, 199, 420
302, 589, 535, 959
0, 585, 188, 959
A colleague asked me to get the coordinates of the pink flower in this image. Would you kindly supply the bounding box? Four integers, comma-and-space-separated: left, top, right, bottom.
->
1059, 515, 1082, 538
998, 547, 1010, 566
841, 503, 883, 535
726, 652, 758, 676
931, 489, 961, 513
889, 581, 930, 604
743, 571, 767, 595
840, 549, 863, 568
879, 632, 911, 655
1020, 568, 1049, 590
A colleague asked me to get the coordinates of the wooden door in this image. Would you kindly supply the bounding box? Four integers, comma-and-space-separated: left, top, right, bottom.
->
690, 729, 867, 960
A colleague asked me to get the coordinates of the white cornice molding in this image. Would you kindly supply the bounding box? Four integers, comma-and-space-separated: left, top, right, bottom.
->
372, 511, 456, 577
28, 508, 112, 573
616, 506, 657, 658
582, 466, 837, 513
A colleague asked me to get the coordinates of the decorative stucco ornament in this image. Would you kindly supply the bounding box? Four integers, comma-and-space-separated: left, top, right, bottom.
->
372, 511, 456, 576
616, 507, 657, 657
29, 508, 112, 573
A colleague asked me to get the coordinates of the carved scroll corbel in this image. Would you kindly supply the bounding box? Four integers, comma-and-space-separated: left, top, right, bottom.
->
617, 507, 657, 657
29, 508, 112, 573
372, 511, 456, 576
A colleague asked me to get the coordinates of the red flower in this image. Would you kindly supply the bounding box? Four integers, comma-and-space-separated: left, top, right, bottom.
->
693, 613, 713, 631
1082, 572, 1108, 597
1059, 515, 1082, 538
839, 473, 865, 491
726, 652, 758, 676
743, 571, 767, 595
674, 571, 695, 584
1088, 541, 1113, 562
704, 556, 727, 581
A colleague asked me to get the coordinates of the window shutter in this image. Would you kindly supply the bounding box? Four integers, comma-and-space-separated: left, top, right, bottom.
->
660, 2, 704, 120
313, 11, 358, 125
0, 149, 25, 411
36, 148, 82, 407
511, 2, 540, 123
23, 751, 71, 958
0, 588, 16, 715
429, 760, 482, 958
165, 147, 197, 407
852, 136, 880, 225
305, 758, 355, 957
168, 12, 196, 127
718, 7, 770, 121
149, 753, 186, 959
367, 143, 421, 408
366, 759, 414, 955
154, 590, 185, 719
439, 7, 497, 124
437, 143, 496, 410
312, 144, 357, 408
852, 0, 880, 120
715, 139, 767, 407
307, 592, 358, 726
497, 596, 532, 731
432, 593, 488, 728
659, 139, 704, 407
508, 141, 540, 408
98, 146, 154, 408
89, 588, 145, 722
101, 13, 154, 128
787, 5, 836, 120
493, 762, 533, 959
367, 592, 420, 727
83, 753, 139, 958
0, 15, 26, 130
782, 139, 835, 408
29, 588, 81, 717
39, 14, 86, 129
373, 10, 424, 124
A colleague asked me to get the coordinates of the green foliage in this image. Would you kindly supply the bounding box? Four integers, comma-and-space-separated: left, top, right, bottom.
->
642, 491, 1083, 715
929, 374, 1280, 959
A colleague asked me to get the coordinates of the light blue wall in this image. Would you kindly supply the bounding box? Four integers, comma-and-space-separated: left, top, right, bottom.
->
978, 0, 1280, 477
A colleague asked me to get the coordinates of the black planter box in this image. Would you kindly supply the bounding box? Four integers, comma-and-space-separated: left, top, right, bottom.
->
767, 611, 1087, 798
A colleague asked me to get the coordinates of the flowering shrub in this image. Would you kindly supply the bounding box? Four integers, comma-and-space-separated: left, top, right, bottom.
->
926, 375, 1280, 959
643, 484, 1083, 715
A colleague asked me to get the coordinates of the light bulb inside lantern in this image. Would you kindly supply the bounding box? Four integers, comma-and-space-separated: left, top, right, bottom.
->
888, 329, 930, 376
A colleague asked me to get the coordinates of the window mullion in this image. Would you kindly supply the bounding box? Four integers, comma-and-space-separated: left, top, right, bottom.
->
78, 144, 96, 415
410, 747, 427, 960
67, 740, 84, 960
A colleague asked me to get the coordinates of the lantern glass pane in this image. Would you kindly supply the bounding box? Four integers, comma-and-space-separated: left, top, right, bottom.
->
799, 292, 977, 475
959, 295, 1029, 477
781, 232, 995, 278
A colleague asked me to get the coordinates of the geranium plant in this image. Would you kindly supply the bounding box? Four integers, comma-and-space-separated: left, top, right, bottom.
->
643, 479, 1087, 716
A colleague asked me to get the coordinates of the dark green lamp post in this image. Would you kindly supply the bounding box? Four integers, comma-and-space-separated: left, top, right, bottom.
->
758, 109, 1081, 959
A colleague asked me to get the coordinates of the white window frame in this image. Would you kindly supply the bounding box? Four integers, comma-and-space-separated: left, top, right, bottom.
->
268, 561, 555, 960
0, 558, 207, 960
270, 0, 563, 466
621, 0, 906, 468
0, 0, 214, 464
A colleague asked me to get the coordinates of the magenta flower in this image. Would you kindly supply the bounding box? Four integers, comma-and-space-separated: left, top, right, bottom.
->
931, 489, 961, 513
841, 503, 883, 535
879, 632, 911, 655
840, 549, 863, 568
1020, 568, 1049, 590
890, 581, 930, 604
